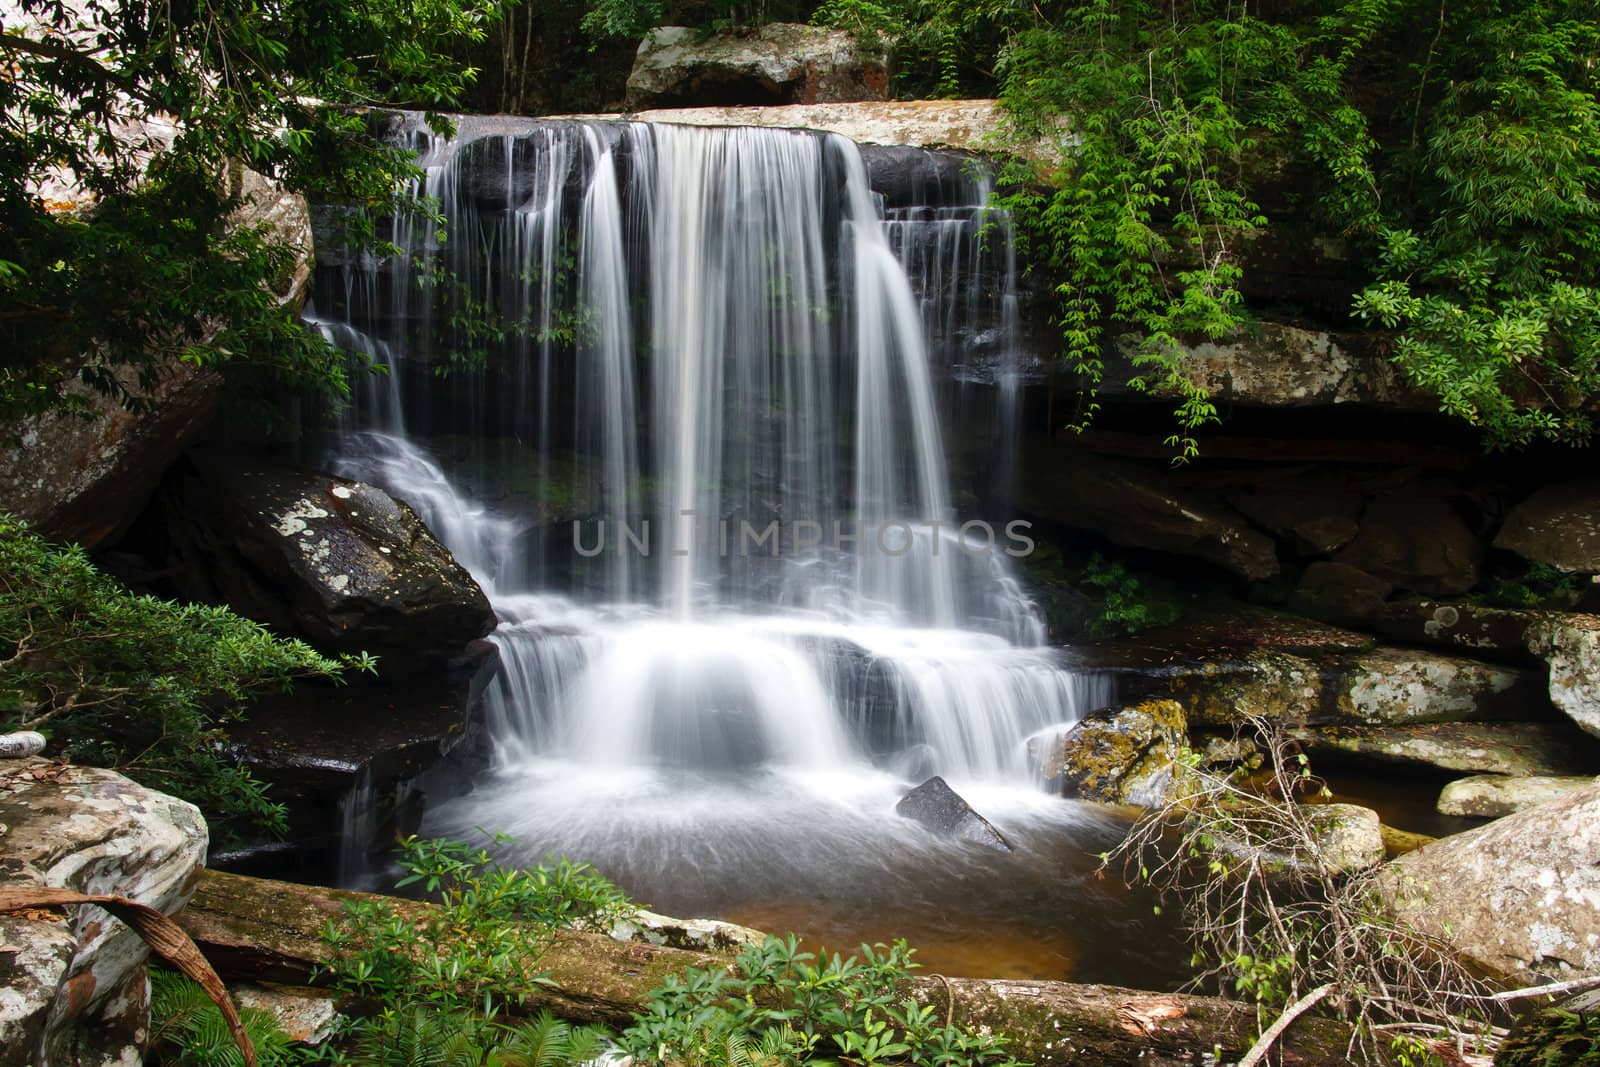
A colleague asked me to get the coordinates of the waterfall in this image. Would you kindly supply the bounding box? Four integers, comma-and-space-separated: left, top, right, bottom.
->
306, 114, 1112, 901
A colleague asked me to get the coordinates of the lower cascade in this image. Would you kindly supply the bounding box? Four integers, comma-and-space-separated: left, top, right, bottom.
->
312, 114, 1168, 980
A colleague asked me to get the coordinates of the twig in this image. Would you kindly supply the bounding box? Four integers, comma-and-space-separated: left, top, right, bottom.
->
1236, 983, 1337, 1067
1487, 974, 1600, 1003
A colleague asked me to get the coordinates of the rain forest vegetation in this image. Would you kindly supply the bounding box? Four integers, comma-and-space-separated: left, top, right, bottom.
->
0, 0, 513, 424
0, 515, 368, 838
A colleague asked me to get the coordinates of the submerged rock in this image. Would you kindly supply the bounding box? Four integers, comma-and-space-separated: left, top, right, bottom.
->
1031, 700, 1187, 806
626, 24, 888, 109
895, 776, 1012, 852
163, 457, 496, 676
1494, 481, 1600, 574
1286, 722, 1600, 778
0, 759, 208, 1066
1436, 774, 1596, 818
1383, 780, 1600, 982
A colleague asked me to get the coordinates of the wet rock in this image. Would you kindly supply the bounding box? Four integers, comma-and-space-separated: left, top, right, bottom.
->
626, 25, 888, 110
1306, 803, 1385, 874
234, 984, 340, 1045
1494, 481, 1600, 574
1383, 780, 1600, 982
1288, 561, 1392, 628
0, 759, 208, 1066
895, 776, 1012, 852
609, 910, 766, 954
163, 457, 496, 676
1031, 700, 1187, 806
1525, 614, 1600, 739
1436, 774, 1596, 818
1335, 495, 1483, 597
1378, 824, 1435, 857
1286, 722, 1600, 778
0, 168, 311, 550
1017, 453, 1280, 581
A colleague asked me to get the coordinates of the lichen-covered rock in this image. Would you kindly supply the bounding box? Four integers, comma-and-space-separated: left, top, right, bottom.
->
1336, 495, 1483, 596
1287, 721, 1600, 777
609, 909, 766, 954
164, 457, 496, 677
1336, 648, 1536, 725
1494, 481, 1600, 574
1162, 645, 1533, 728
1383, 781, 1600, 982
1306, 804, 1385, 874
1102, 323, 1425, 410
1436, 774, 1596, 818
0, 168, 312, 551
626, 24, 887, 110
1031, 700, 1186, 806
1525, 615, 1600, 740
0, 916, 76, 1067
1372, 600, 1545, 663
1016, 453, 1280, 581
233, 984, 340, 1045
0, 759, 208, 1066
895, 776, 1012, 852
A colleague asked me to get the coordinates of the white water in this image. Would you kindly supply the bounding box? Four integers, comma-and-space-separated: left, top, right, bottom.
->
309, 117, 1118, 943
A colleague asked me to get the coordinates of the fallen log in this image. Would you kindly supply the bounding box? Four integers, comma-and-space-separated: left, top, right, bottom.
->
179, 869, 1368, 1066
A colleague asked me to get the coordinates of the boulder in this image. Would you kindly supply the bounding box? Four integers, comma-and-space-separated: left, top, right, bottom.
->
1286, 722, 1600, 778
0, 759, 208, 1066
1305, 803, 1386, 874
1288, 561, 1392, 628
1372, 600, 1545, 664
1017, 453, 1280, 581
626, 25, 888, 110
1030, 700, 1186, 806
1384, 781, 1600, 982
895, 776, 1012, 852
1494, 481, 1600, 574
1224, 484, 1363, 556
1336, 495, 1483, 596
0, 168, 312, 550
1436, 774, 1596, 818
233, 984, 340, 1045
1164, 646, 1536, 728
163, 457, 496, 677
1100, 324, 1425, 411
608, 909, 767, 954
1525, 615, 1600, 739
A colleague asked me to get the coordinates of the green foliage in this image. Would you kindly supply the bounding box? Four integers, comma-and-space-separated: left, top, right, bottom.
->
0, 0, 510, 424
621, 935, 1022, 1066
1481, 560, 1588, 610
321, 835, 634, 1014
150, 970, 297, 1067
813, 0, 1014, 98
0, 515, 360, 838
348, 1006, 608, 1067
581, 0, 666, 43
1077, 552, 1179, 639
991, 0, 1600, 453
1496, 1004, 1600, 1067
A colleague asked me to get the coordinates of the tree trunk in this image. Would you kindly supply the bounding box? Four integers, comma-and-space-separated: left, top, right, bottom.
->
178, 869, 1370, 1066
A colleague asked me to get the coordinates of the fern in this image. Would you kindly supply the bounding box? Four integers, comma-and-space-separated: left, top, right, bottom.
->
149, 970, 296, 1067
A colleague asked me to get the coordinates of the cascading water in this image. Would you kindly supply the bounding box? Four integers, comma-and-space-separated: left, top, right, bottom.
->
307, 115, 1178, 982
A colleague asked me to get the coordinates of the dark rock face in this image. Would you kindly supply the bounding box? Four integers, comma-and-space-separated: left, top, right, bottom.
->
1018, 453, 1280, 581
1336, 495, 1482, 596
625, 25, 889, 110
1288, 561, 1393, 628
163, 457, 496, 676
895, 776, 1012, 852
1495, 481, 1600, 574
1031, 700, 1186, 805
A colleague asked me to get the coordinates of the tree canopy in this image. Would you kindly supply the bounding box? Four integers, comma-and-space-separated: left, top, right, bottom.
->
0, 0, 512, 423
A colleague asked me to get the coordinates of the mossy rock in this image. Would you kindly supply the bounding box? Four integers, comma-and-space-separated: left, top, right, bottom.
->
1030, 699, 1186, 806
